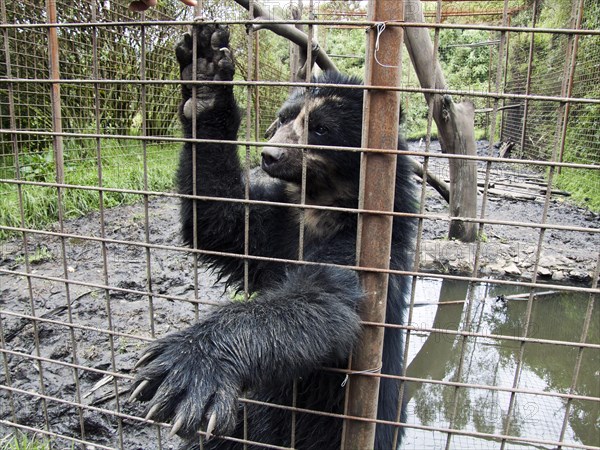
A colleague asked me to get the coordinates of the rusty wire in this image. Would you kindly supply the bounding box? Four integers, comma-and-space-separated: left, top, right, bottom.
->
0, 0, 599, 449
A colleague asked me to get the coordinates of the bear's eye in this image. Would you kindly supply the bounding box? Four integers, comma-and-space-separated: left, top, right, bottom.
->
313, 125, 329, 136
278, 114, 290, 126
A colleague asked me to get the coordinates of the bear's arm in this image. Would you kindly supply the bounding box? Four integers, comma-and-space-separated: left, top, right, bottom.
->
213, 263, 362, 385
175, 27, 289, 280
130, 260, 363, 438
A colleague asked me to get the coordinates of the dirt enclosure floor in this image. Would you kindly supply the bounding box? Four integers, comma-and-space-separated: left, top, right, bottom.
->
0, 140, 598, 448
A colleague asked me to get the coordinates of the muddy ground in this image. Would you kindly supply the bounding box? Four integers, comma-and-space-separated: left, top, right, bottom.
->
416, 141, 599, 282
0, 141, 598, 449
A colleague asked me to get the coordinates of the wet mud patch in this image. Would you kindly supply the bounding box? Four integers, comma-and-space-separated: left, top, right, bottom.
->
0, 198, 226, 448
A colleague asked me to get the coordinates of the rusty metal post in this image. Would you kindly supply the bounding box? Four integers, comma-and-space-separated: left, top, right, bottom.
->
556, 0, 584, 172
46, 0, 64, 185
342, 0, 403, 448
518, 0, 539, 157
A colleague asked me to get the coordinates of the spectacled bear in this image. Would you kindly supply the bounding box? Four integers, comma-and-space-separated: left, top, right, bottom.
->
130, 23, 416, 450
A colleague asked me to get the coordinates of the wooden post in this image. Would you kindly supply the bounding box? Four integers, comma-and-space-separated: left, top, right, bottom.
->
46, 0, 64, 185
403, 0, 478, 242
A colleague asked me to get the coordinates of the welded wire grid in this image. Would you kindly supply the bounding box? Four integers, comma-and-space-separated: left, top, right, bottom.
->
0, 0, 599, 449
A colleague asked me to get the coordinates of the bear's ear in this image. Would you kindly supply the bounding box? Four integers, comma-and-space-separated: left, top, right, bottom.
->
264, 119, 278, 139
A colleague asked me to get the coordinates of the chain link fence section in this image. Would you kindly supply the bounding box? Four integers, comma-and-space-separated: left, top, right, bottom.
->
0, 0, 599, 449
501, 0, 600, 166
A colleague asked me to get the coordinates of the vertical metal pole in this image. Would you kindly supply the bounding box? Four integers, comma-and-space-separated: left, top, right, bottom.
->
89, 3, 125, 447
488, 0, 508, 154
518, 0, 539, 158
486, 44, 492, 139
0, 0, 49, 432
289, 0, 304, 85
342, 0, 403, 448
46, 0, 64, 184
244, 1, 257, 446
191, 1, 203, 324
253, 32, 260, 141
556, 0, 584, 172
500, 5, 584, 446
192, 6, 205, 447
498, 12, 511, 145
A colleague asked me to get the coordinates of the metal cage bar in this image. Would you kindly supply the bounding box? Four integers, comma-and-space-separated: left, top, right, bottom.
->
0, 1, 598, 449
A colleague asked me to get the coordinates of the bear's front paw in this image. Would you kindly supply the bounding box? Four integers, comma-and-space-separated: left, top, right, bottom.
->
176, 23, 235, 118
176, 23, 234, 83
129, 328, 240, 440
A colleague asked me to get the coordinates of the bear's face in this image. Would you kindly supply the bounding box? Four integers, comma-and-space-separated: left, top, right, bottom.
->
261, 85, 363, 194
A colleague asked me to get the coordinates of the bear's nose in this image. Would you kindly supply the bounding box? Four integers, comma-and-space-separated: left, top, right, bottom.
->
261, 147, 285, 168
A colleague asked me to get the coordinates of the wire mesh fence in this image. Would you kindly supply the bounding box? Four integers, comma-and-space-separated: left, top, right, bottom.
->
501, 0, 600, 166
0, 0, 598, 449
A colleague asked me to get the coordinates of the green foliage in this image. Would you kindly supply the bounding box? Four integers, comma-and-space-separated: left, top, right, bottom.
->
0, 1, 183, 157
555, 101, 600, 212
230, 289, 258, 302
0, 0, 295, 238
556, 168, 600, 212
405, 125, 438, 142
437, 28, 497, 137
502, 0, 599, 210
231, 27, 291, 143
438, 29, 493, 92
324, 27, 365, 79
0, 140, 179, 240
0, 433, 51, 450
17, 149, 55, 181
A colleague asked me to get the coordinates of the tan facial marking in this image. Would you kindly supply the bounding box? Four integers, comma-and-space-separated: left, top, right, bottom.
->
284, 172, 356, 241
292, 109, 306, 138
291, 97, 330, 138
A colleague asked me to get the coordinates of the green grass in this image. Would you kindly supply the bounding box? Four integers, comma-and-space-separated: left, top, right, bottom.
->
2, 134, 595, 245
0, 433, 51, 450
14, 245, 53, 265
406, 128, 438, 142
555, 167, 600, 213
474, 128, 488, 141
405, 126, 487, 143
0, 139, 179, 240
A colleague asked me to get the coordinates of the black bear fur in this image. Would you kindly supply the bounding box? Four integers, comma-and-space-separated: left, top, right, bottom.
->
130, 23, 416, 450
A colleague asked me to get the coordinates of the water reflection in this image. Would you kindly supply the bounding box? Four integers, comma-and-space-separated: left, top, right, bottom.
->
402, 278, 599, 449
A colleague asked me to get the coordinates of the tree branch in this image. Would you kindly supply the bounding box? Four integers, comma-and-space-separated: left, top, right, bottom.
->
408, 158, 450, 203
231, 0, 338, 73
403, 0, 478, 241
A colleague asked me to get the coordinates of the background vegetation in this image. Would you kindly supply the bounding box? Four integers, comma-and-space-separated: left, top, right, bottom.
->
0, 433, 51, 450
500, 0, 599, 209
